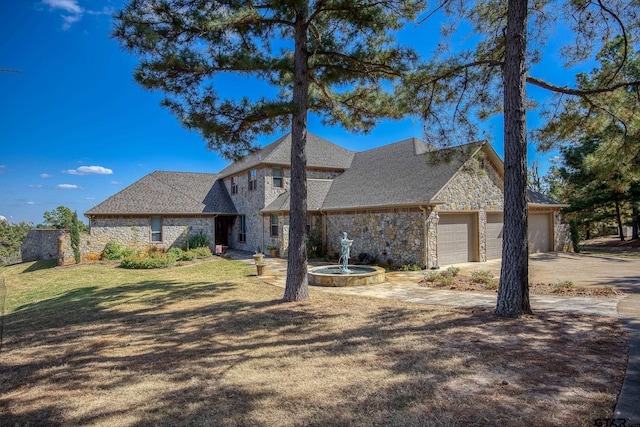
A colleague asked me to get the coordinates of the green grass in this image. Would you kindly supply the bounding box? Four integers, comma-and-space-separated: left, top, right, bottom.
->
0, 258, 252, 315
0, 258, 627, 426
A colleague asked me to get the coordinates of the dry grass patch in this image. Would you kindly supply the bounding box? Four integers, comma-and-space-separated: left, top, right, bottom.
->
0, 259, 627, 426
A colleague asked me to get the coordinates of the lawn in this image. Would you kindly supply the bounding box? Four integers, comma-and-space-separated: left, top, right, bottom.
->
0, 258, 627, 426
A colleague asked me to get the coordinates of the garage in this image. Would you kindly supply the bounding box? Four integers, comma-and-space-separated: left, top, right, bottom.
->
437, 213, 477, 265
528, 212, 552, 253
486, 213, 503, 260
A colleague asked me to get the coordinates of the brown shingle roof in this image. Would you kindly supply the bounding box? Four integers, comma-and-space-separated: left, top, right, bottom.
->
85, 171, 236, 215
321, 139, 485, 210
218, 132, 355, 177
261, 179, 333, 213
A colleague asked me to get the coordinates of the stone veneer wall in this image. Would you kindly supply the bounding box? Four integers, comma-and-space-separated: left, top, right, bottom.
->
434, 158, 504, 263
20, 229, 67, 262
325, 209, 425, 267
323, 156, 505, 267
226, 165, 343, 253
84, 216, 217, 260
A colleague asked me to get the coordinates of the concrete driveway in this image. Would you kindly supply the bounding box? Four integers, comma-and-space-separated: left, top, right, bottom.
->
457, 252, 640, 293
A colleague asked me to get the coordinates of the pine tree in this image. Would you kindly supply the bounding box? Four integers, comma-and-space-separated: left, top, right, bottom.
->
113, 0, 421, 301
403, 0, 640, 317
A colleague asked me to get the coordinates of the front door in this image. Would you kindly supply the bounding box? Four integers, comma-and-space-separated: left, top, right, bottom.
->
215, 217, 230, 246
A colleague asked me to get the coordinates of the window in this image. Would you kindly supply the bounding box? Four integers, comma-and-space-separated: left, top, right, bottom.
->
306, 215, 311, 234
238, 215, 246, 242
248, 169, 257, 190
272, 167, 283, 188
231, 176, 238, 194
151, 216, 162, 242
270, 214, 278, 237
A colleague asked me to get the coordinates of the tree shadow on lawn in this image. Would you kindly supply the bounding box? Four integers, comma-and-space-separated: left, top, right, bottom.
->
21, 259, 57, 273
0, 279, 627, 427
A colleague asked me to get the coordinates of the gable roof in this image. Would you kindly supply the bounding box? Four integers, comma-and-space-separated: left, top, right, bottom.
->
218, 132, 355, 177
85, 171, 236, 216
262, 179, 333, 213
321, 138, 485, 210
527, 189, 568, 207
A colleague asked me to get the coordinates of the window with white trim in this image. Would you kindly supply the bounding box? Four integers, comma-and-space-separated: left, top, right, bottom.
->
151, 216, 162, 242
272, 167, 283, 188
270, 214, 278, 237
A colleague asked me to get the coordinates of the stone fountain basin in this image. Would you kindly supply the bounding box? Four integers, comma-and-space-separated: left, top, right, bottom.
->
308, 265, 386, 287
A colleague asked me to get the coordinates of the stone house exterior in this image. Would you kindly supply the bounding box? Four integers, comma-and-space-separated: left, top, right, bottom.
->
85, 133, 567, 267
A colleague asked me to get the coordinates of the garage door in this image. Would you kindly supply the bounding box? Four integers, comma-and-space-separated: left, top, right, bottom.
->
486, 213, 503, 260
529, 213, 551, 253
437, 214, 476, 265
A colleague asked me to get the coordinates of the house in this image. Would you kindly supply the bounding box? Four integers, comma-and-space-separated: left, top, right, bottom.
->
84, 133, 567, 267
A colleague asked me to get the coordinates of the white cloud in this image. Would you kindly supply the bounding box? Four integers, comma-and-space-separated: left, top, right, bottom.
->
27, 201, 35, 205
43, 0, 82, 14
86, 197, 96, 200
42, 0, 112, 30
110, 180, 122, 185
40, 173, 53, 178
56, 184, 81, 190
63, 165, 113, 176
42, 0, 83, 29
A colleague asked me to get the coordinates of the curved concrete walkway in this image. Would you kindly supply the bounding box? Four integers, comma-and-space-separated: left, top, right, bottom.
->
229, 250, 639, 421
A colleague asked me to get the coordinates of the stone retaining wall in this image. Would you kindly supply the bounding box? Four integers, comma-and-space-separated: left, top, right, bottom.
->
20, 229, 67, 262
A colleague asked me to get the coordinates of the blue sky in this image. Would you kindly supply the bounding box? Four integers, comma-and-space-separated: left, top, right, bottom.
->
1, 1, 579, 225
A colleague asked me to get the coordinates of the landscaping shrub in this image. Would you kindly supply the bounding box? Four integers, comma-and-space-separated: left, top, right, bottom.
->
121, 252, 177, 269
102, 241, 133, 260
187, 230, 209, 249
167, 247, 185, 260
471, 270, 497, 289
400, 263, 422, 271
447, 266, 460, 277
553, 280, 575, 293
190, 246, 212, 259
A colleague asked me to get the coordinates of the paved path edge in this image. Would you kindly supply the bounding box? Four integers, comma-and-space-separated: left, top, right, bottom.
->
614, 294, 640, 423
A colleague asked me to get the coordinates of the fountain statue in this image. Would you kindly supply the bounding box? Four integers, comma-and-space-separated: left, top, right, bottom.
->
338, 231, 353, 274
307, 230, 385, 286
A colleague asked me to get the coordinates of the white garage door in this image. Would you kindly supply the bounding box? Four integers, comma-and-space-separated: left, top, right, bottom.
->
437, 214, 476, 265
529, 213, 551, 253
486, 213, 503, 260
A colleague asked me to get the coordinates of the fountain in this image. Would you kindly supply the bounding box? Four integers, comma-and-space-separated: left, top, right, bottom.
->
308, 232, 386, 287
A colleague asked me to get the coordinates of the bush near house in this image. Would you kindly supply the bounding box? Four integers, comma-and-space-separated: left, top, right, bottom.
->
118, 245, 213, 269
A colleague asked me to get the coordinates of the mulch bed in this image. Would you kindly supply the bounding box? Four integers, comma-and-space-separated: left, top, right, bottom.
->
420, 274, 621, 297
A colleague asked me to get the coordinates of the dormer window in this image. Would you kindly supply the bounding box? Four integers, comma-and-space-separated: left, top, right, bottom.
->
231, 176, 238, 194
248, 169, 257, 190
273, 167, 283, 188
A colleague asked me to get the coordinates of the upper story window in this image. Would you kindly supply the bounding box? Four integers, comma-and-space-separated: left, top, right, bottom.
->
248, 169, 257, 191
231, 176, 238, 194
151, 216, 162, 242
272, 167, 283, 188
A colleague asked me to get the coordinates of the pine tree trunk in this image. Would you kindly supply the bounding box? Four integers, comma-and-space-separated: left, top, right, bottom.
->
615, 199, 625, 241
632, 205, 639, 240
496, 0, 531, 318
283, 1, 310, 302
